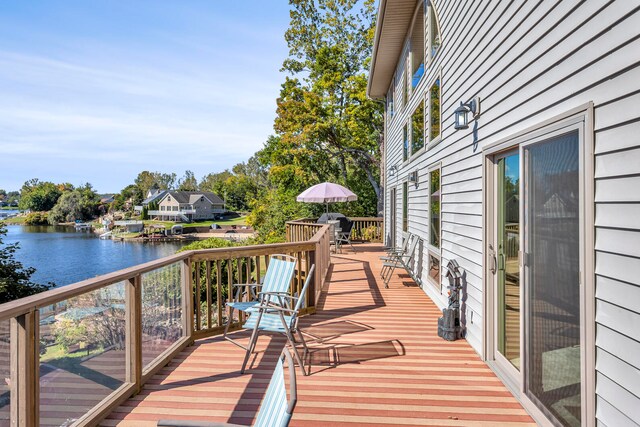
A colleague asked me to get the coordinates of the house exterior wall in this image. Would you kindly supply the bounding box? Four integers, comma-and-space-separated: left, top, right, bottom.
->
377, 1, 640, 425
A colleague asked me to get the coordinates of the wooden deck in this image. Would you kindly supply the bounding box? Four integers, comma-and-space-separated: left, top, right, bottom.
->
102, 244, 535, 427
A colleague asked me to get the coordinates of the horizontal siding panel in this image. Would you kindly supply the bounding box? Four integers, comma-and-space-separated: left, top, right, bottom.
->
441, 165, 482, 185
596, 373, 640, 426
596, 299, 640, 348
596, 348, 640, 399
443, 231, 483, 253
442, 177, 482, 194
596, 147, 640, 179
596, 252, 640, 285
441, 212, 483, 228
596, 228, 640, 258
442, 221, 483, 241
595, 176, 640, 202
596, 275, 640, 315
441, 202, 482, 216
596, 394, 639, 427
442, 190, 483, 204
595, 119, 640, 155
595, 204, 640, 230
595, 90, 640, 132
596, 325, 640, 372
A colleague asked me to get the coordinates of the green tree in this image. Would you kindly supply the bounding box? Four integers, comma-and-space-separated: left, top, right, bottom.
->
178, 170, 198, 191
48, 184, 100, 224
0, 224, 53, 303
199, 170, 233, 196
113, 184, 144, 212
268, 0, 382, 212
134, 171, 176, 196
18, 179, 63, 211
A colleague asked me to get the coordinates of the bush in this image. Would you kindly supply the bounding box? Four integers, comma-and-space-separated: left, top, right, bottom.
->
24, 211, 49, 225
360, 225, 381, 242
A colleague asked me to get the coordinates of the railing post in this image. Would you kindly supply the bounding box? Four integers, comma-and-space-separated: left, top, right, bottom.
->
10, 310, 39, 427
306, 249, 317, 313
181, 257, 194, 343
126, 275, 142, 394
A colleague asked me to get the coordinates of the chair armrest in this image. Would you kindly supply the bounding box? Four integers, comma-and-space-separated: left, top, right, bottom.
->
254, 303, 297, 315
231, 283, 262, 288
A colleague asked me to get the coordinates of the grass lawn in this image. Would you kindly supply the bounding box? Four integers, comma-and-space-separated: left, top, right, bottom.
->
0, 216, 26, 224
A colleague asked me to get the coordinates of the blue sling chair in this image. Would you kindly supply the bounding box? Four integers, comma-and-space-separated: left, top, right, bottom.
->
241, 265, 315, 376
157, 347, 298, 427
223, 254, 297, 350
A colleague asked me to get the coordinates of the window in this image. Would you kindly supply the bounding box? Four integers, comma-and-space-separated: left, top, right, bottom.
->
427, 2, 441, 61
404, 55, 410, 108
428, 165, 441, 288
403, 125, 409, 161
411, 102, 425, 155
429, 78, 441, 142
387, 83, 395, 120
160, 206, 165, 211
410, 1, 425, 89
402, 182, 408, 232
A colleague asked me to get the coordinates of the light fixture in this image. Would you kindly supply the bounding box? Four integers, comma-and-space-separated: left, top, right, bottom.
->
389, 165, 398, 177
454, 96, 481, 130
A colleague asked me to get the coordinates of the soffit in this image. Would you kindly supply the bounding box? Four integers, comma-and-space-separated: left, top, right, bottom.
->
367, 0, 417, 99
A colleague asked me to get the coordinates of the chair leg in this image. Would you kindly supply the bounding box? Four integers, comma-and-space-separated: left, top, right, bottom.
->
279, 313, 308, 376
224, 307, 249, 350
241, 311, 263, 374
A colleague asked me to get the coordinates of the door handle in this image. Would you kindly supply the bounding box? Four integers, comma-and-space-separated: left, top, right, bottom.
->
489, 244, 497, 275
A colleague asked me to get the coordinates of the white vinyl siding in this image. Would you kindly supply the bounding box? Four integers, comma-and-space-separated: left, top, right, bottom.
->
381, 2, 640, 422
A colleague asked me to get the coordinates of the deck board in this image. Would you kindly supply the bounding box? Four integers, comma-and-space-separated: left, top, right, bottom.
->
103, 244, 535, 426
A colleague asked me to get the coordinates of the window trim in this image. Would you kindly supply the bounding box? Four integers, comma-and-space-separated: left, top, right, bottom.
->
426, 161, 442, 290
408, 0, 426, 92
409, 101, 425, 157
426, 1, 442, 67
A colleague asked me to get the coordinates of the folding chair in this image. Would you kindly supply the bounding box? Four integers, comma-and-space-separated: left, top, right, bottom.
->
335, 220, 355, 252
382, 236, 419, 288
241, 265, 316, 376
158, 347, 298, 427
379, 233, 413, 280
224, 254, 297, 350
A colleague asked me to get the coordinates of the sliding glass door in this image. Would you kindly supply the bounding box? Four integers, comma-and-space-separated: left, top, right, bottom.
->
489, 128, 583, 427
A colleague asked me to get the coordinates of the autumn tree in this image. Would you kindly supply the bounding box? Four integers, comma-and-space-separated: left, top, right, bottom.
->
177, 170, 198, 191
134, 171, 177, 196
265, 0, 383, 215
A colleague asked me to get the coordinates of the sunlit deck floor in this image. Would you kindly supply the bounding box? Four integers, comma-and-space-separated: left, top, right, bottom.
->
103, 244, 535, 427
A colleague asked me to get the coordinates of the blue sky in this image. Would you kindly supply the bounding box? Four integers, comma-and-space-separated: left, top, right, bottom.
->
0, 1, 291, 193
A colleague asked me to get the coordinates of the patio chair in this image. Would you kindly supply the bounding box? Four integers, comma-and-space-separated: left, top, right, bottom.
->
224, 254, 297, 350
379, 232, 413, 279
335, 220, 355, 252
157, 347, 298, 427
241, 265, 316, 376
381, 236, 420, 288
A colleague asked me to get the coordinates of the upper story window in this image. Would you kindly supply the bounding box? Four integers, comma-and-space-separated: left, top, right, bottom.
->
428, 77, 441, 143
387, 81, 395, 120
411, 102, 425, 156
410, 1, 425, 89
427, 1, 442, 61
403, 125, 409, 161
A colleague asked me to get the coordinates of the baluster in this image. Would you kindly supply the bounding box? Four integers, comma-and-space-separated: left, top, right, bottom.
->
216, 260, 223, 327
206, 261, 212, 330
194, 261, 201, 331
126, 275, 142, 393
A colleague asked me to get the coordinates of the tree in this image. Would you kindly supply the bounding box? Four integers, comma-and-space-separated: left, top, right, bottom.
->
48, 184, 100, 224
199, 170, 233, 196
18, 179, 63, 211
134, 171, 176, 196
0, 223, 53, 303
265, 0, 383, 214
178, 170, 198, 191
112, 184, 143, 212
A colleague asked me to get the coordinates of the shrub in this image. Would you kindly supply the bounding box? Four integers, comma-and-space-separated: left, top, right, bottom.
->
24, 211, 49, 225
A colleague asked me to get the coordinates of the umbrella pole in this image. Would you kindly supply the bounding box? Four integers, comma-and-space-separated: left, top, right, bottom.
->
326, 203, 329, 213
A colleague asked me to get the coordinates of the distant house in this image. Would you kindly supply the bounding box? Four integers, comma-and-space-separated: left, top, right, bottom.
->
149, 191, 225, 222
134, 189, 168, 214
99, 195, 115, 204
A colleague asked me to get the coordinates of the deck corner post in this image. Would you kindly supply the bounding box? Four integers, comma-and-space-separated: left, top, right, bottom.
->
181, 257, 194, 344
10, 310, 39, 427
126, 275, 143, 394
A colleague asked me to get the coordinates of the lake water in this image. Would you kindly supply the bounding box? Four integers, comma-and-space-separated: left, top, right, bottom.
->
3, 225, 187, 287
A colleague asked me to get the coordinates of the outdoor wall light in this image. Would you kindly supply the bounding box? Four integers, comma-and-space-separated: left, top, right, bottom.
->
454, 97, 481, 130
389, 165, 398, 177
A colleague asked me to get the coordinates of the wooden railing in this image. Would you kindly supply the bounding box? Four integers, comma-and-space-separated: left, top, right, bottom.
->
286, 216, 383, 243
0, 224, 331, 427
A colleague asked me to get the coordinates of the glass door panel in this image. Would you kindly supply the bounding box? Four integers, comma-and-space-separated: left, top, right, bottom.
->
524, 131, 581, 426
497, 153, 521, 370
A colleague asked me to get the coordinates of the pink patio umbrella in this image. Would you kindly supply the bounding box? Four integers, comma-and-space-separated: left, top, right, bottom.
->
296, 182, 358, 213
